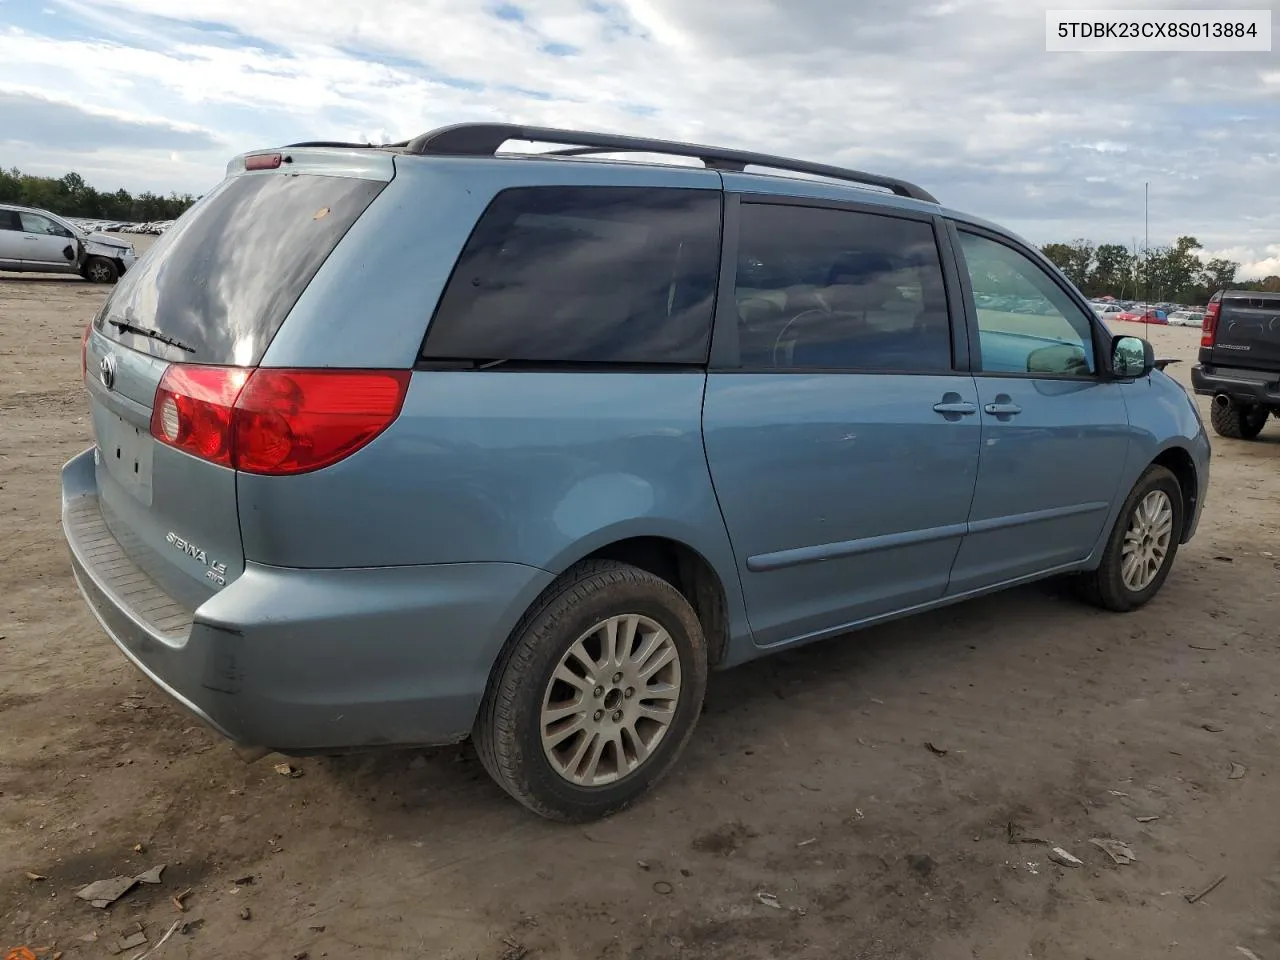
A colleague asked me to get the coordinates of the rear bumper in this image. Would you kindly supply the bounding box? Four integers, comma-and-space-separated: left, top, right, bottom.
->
62, 447, 555, 751
1190, 364, 1280, 405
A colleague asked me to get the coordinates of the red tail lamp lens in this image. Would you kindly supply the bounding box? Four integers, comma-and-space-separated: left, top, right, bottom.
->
1200, 301, 1221, 348
150, 366, 409, 475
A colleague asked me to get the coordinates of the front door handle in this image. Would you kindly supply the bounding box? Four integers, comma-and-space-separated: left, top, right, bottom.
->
983, 397, 1023, 417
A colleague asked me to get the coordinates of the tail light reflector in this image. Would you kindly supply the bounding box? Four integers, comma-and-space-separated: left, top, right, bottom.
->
150, 366, 410, 475
81, 323, 91, 381
1200, 301, 1221, 347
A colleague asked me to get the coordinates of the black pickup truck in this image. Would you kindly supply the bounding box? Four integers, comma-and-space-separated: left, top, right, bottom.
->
1191, 289, 1280, 439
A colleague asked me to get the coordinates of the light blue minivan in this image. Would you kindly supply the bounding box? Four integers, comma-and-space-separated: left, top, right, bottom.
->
63, 123, 1210, 821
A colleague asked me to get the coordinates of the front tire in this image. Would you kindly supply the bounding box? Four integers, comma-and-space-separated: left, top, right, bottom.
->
83, 256, 119, 284
1077, 465, 1183, 612
1210, 398, 1267, 440
475, 560, 708, 822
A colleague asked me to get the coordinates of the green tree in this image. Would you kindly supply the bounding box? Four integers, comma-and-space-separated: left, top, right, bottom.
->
1037, 235, 1265, 304
0, 167, 19, 204
1087, 243, 1133, 299
0, 166, 196, 221
1238, 275, 1280, 293
1132, 236, 1203, 304
1041, 239, 1094, 290
1198, 258, 1238, 299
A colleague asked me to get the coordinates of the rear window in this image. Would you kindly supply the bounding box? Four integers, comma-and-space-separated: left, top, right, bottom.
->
96, 173, 385, 365
421, 186, 722, 365
1223, 294, 1280, 313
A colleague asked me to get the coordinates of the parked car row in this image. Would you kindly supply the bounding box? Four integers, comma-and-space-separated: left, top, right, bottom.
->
1089, 299, 1204, 328
974, 293, 1061, 316
1167, 309, 1205, 327
71, 219, 173, 236
1116, 307, 1169, 325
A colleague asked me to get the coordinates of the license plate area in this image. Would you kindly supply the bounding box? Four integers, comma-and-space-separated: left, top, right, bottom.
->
98, 412, 153, 505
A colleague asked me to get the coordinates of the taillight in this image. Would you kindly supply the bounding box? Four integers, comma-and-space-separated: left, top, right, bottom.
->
233, 369, 410, 474
151, 365, 247, 467
81, 323, 91, 381
1201, 300, 1221, 347
150, 366, 409, 475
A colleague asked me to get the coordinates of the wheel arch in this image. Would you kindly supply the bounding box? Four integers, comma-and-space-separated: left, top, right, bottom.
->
571, 536, 732, 668
1151, 445, 1199, 544
1086, 440, 1204, 567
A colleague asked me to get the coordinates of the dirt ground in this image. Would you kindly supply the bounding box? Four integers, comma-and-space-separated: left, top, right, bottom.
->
3, 248, 1279, 960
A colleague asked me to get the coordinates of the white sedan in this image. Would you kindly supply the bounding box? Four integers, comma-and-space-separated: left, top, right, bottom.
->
1167, 310, 1204, 327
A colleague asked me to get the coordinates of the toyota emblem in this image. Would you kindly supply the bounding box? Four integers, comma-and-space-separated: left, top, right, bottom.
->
99, 354, 117, 390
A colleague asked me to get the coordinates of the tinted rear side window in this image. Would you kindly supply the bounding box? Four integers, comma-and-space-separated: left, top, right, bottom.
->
422, 186, 722, 365
734, 203, 952, 371
96, 173, 385, 365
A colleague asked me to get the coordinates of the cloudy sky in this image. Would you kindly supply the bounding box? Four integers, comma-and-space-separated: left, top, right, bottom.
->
1, 0, 1277, 276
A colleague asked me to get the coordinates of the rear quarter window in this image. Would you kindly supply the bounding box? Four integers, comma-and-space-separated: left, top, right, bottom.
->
421, 186, 723, 365
96, 173, 385, 365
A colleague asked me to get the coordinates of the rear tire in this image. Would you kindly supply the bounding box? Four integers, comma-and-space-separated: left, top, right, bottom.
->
1210, 398, 1267, 440
475, 560, 708, 822
1076, 465, 1183, 613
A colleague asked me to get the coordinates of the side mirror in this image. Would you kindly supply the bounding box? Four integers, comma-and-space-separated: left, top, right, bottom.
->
1111, 334, 1154, 379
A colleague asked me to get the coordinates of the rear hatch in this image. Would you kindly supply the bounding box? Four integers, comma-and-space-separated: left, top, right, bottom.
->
83, 152, 391, 616
1202, 291, 1280, 371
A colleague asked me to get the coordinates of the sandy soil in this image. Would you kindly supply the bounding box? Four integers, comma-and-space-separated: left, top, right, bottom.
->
3, 251, 1279, 960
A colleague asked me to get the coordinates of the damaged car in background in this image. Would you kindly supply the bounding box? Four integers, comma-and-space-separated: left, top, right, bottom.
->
0, 203, 137, 282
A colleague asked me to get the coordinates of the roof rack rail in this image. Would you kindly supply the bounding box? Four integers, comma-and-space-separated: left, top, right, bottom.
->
282, 140, 411, 149
283, 140, 374, 149
402, 123, 938, 203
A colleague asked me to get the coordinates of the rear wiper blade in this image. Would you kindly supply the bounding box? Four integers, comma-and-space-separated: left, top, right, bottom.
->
416, 357, 514, 370
108, 319, 195, 353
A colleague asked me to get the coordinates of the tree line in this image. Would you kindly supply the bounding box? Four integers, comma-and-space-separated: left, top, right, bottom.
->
1040, 236, 1280, 304
0, 168, 197, 223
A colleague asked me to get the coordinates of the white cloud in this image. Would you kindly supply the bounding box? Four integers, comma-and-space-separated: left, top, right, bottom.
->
0, 0, 1274, 255
1202, 245, 1280, 281
1077, 141, 1129, 154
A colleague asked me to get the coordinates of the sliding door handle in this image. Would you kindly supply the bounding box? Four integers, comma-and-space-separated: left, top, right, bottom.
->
932, 401, 977, 415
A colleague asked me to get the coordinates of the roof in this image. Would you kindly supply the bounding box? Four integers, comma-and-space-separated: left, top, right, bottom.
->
1222, 288, 1280, 299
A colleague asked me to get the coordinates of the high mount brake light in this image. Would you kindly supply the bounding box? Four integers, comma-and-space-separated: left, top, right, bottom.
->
150, 366, 410, 475
245, 153, 283, 171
